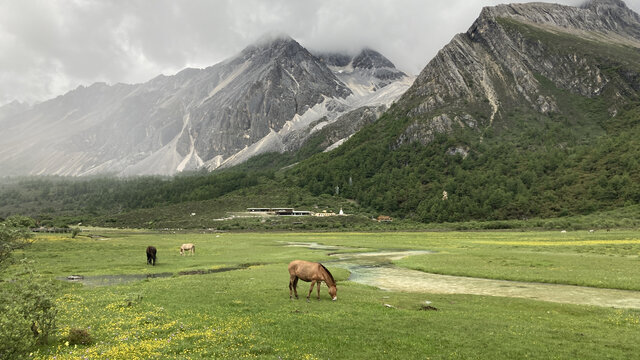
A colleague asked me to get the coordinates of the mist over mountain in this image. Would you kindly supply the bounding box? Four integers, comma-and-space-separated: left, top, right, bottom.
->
0, 36, 412, 177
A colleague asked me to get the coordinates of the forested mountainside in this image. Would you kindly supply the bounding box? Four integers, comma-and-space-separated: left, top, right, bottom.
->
289, 0, 640, 222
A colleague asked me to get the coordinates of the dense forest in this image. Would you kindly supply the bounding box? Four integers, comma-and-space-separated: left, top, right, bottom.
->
0, 170, 264, 220
290, 114, 639, 222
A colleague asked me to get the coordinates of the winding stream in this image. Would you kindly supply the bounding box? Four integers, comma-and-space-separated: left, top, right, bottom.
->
58, 264, 259, 287
341, 264, 640, 309
287, 242, 640, 309
62, 242, 640, 309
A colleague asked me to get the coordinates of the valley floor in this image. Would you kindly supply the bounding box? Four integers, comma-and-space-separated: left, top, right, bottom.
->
11, 229, 640, 359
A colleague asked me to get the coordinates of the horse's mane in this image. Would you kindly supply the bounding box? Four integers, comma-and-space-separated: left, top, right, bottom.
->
319, 264, 336, 286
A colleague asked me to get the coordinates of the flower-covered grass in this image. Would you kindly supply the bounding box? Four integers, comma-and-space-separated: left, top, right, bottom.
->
13, 229, 640, 359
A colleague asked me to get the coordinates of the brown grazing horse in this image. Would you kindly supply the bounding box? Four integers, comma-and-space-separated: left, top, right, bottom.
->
180, 243, 195, 256
288, 260, 337, 301
146, 246, 157, 266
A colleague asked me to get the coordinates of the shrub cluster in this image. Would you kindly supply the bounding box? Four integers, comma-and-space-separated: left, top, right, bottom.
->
0, 216, 58, 359
65, 328, 93, 346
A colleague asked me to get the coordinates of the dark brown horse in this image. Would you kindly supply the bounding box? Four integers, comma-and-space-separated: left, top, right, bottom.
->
146, 246, 157, 266
288, 260, 337, 301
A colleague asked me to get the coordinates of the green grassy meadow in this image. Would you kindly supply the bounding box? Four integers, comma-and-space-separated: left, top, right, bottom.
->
13, 229, 640, 359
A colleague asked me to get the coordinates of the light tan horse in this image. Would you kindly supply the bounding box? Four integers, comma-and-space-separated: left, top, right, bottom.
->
288, 260, 337, 301
180, 243, 195, 256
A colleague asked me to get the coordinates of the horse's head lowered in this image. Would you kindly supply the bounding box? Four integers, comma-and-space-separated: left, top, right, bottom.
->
289, 260, 338, 301
329, 284, 337, 301
321, 264, 337, 300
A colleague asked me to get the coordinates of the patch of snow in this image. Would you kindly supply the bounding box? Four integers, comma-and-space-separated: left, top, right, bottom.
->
203, 155, 224, 170
280, 97, 333, 134
324, 136, 352, 152
177, 113, 204, 172
216, 129, 285, 169
328, 63, 355, 75
342, 73, 415, 108
310, 121, 330, 133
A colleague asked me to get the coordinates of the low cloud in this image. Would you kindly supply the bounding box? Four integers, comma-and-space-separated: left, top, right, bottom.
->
0, 0, 638, 106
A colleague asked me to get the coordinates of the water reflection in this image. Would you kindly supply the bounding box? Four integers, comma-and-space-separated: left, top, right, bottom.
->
59, 273, 172, 287
58, 263, 261, 287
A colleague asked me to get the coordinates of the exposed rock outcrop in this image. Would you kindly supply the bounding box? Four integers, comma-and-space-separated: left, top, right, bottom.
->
396, 0, 640, 147
0, 36, 412, 176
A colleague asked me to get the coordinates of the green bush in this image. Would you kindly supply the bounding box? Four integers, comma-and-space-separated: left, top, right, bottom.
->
0, 304, 34, 360
0, 265, 58, 358
0, 218, 58, 358
0, 223, 33, 267
1, 261, 58, 343
3, 215, 36, 228
64, 328, 93, 346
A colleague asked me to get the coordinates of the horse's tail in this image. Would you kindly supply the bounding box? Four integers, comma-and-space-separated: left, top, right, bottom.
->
320, 264, 335, 285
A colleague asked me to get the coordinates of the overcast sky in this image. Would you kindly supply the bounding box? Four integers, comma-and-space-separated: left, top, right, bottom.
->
1, 0, 639, 106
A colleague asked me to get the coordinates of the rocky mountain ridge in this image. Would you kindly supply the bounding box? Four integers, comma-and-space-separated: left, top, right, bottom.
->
0, 36, 412, 176
214, 45, 412, 169
290, 0, 640, 222
396, 0, 640, 147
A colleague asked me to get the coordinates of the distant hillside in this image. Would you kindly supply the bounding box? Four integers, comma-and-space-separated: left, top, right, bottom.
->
0, 35, 412, 177
289, 0, 640, 222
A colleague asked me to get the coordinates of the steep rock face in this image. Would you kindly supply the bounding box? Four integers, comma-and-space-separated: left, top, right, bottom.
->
397, 0, 640, 146
480, 0, 640, 39
0, 101, 30, 123
317, 48, 407, 91
189, 37, 352, 163
352, 48, 396, 69
0, 36, 412, 176
203, 47, 414, 170
316, 53, 352, 67
0, 82, 139, 176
